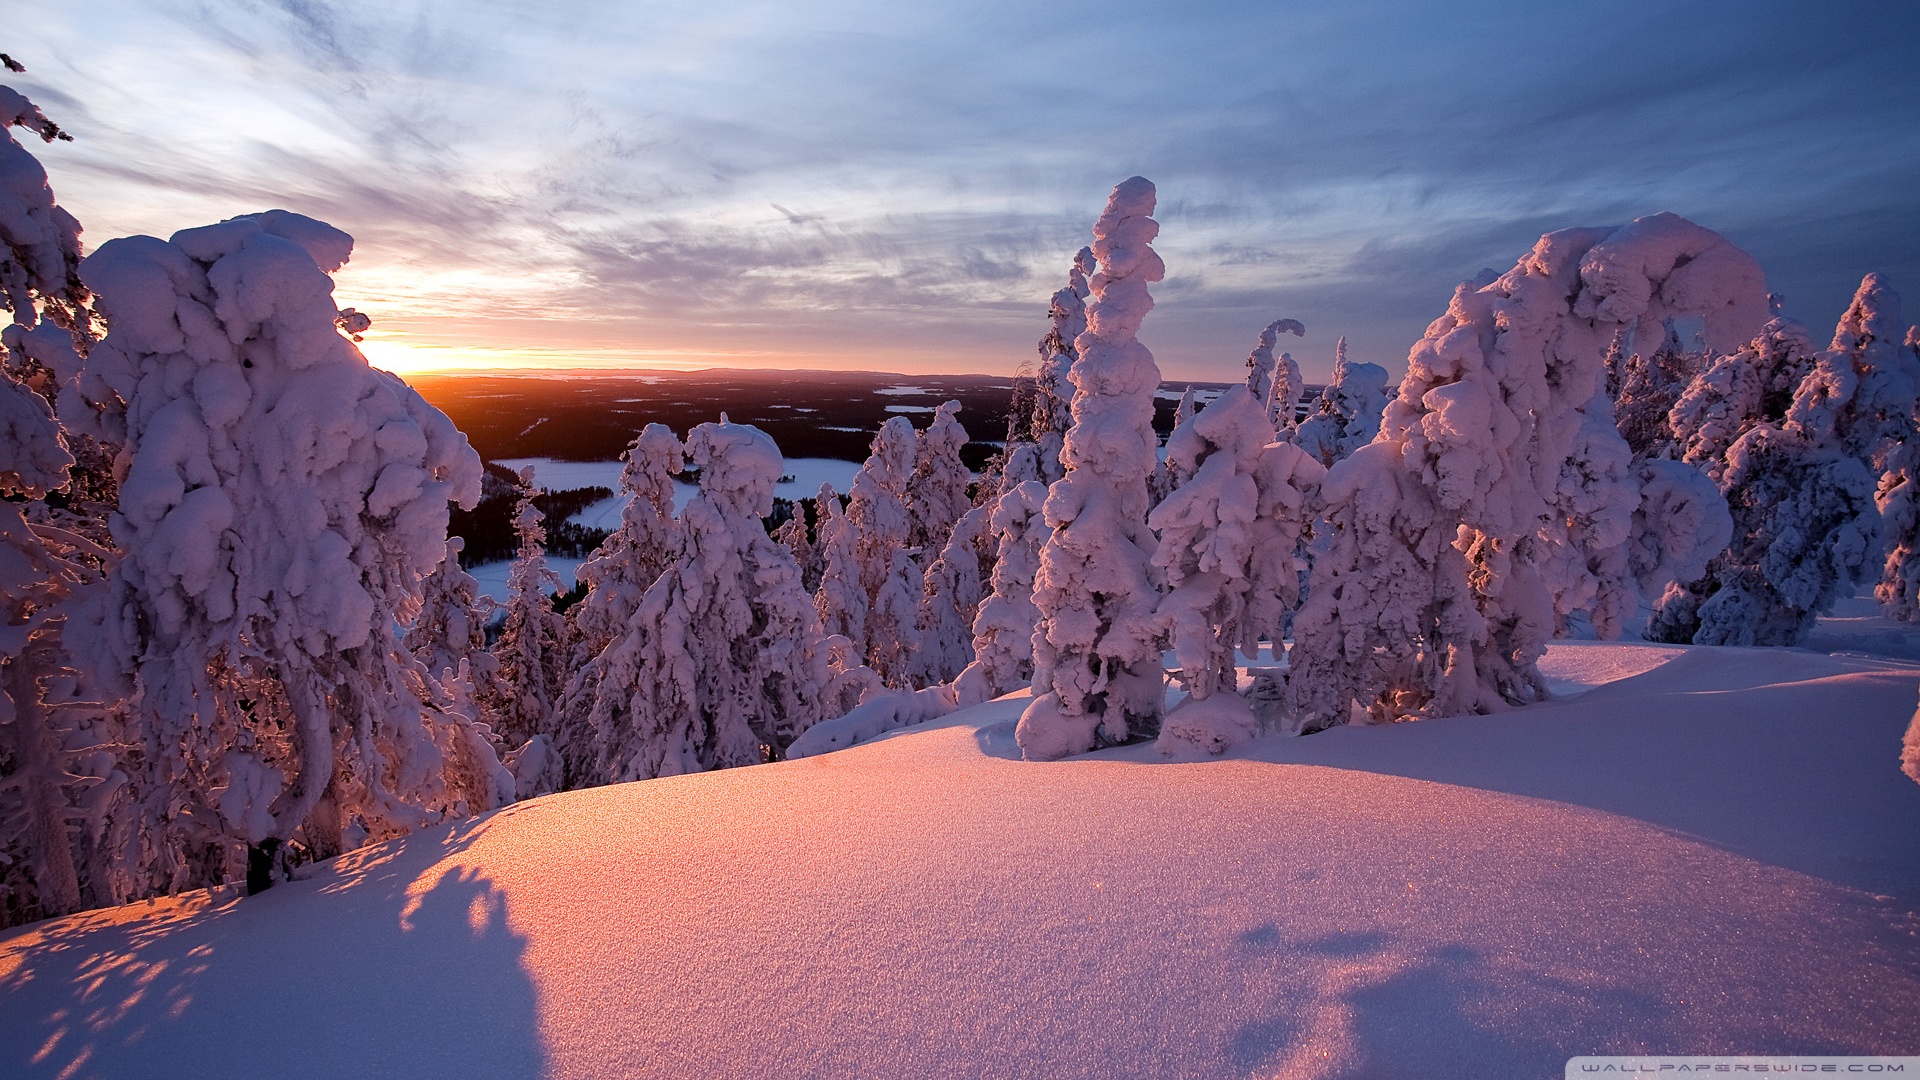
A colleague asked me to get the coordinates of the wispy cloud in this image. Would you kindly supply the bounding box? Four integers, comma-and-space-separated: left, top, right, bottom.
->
9, 0, 1917, 379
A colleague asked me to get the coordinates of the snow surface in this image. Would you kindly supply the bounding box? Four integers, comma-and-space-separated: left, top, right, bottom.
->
5, 639, 1917, 1080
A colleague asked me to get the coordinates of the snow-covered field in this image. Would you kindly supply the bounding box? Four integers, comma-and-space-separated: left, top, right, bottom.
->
4, 639, 1917, 1079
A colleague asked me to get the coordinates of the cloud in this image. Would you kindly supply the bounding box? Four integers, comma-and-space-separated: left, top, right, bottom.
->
9, 0, 1917, 380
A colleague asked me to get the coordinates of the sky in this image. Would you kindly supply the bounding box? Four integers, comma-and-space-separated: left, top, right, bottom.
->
8, 0, 1918, 382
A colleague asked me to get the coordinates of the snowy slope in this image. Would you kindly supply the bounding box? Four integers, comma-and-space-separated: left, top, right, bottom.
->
3, 643, 1918, 1079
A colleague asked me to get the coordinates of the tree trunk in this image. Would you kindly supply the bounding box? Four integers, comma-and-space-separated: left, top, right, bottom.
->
245, 838, 281, 895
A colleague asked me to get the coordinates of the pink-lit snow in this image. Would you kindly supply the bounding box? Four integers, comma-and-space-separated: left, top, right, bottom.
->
3, 639, 1916, 1079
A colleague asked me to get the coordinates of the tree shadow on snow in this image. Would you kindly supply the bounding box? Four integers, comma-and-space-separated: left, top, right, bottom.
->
0, 811, 546, 1080
1233, 647, 1920, 902
1225, 930, 1680, 1079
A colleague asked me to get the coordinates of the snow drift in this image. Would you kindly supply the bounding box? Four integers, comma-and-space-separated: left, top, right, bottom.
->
4, 641, 1917, 1080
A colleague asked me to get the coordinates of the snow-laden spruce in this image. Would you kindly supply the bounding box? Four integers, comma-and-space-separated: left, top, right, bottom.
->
1150, 386, 1325, 755
552, 424, 685, 784
1611, 322, 1704, 459
76, 211, 506, 889
0, 79, 140, 927
1669, 319, 1820, 481
1017, 177, 1168, 760
1151, 386, 1200, 504
0, 361, 127, 924
0, 85, 86, 340
1878, 324, 1920, 620
1033, 248, 1096, 485
581, 418, 829, 781
486, 470, 568, 754
1295, 337, 1391, 468
913, 502, 990, 687
773, 495, 819, 594
816, 416, 922, 686
404, 537, 499, 694
952, 477, 1048, 706
569, 424, 681, 663
1652, 274, 1918, 645
1905, 691, 1920, 786
1245, 319, 1306, 435
907, 400, 972, 558
1287, 213, 1766, 729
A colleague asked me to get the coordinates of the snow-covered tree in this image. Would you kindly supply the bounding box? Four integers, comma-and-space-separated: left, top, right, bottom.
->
0, 83, 87, 344
815, 416, 921, 683
912, 502, 989, 687
1905, 691, 1920, 787
1033, 248, 1096, 485
581, 419, 829, 782
0, 76, 138, 925
906, 400, 971, 557
1295, 338, 1391, 468
773, 506, 815, 592
952, 477, 1048, 706
1612, 322, 1704, 459
1877, 324, 1920, 620
1017, 177, 1168, 760
1241, 434, 1329, 659
1245, 319, 1305, 435
1149, 387, 1280, 754
568, 424, 681, 663
790, 482, 836, 594
486, 470, 568, 749
0, 364, 128, 924
1669, 318, 1820, 482
405, 537, 498, 690
1651, 274, 1918, 644
78, 211, 503, 891
1287, 213, 1768, 730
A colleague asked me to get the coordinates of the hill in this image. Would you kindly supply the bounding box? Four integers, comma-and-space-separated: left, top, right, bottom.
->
3, 643, 1917, 1078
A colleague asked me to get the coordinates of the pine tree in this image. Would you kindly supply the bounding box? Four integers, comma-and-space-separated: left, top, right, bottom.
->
1033, 248, 1096, 485
815, 417, 920, 683
487, 470, 569, 750
1669, 318, 1821, 481
912, 503, 990, 687
1151, 385, 1199, 504
0, 367, 126, 924
1245, 319, 1305, 435
1287, 213, 1769, 730
78, 211, 501, 892
906, 400, 972, 557
1017, 177, 1168, 760
569, 424, 682, 663
406, 538, 498, 688
1613, 322, 1706, 459
1150, 387, 1281, 753
952, 478, 1048, 706
1295, 338, 1391, 468
1878, 326, 1920, 620
1652, 274, 1919, 644
582, 419, 829, 781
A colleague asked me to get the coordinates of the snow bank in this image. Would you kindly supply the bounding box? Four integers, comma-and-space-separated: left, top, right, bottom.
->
5, 642, 1916, 1080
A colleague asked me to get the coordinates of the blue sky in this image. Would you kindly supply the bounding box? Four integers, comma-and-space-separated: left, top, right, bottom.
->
10, 0, 1917, 381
